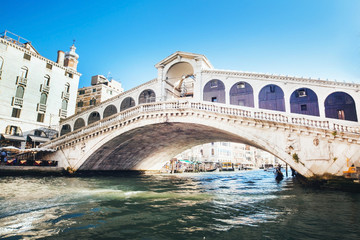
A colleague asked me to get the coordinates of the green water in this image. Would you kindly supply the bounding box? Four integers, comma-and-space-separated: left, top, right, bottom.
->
0, 170, 359, 239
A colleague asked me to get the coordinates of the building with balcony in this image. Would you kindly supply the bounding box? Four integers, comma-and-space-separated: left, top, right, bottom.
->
76, 75, 123, 114
0, 30, 81, 147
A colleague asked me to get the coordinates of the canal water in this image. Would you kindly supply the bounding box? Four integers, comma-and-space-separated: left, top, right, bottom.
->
0, 170, 359, 240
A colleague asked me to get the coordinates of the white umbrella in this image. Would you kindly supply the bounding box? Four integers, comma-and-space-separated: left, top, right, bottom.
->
0, 146, 21, 152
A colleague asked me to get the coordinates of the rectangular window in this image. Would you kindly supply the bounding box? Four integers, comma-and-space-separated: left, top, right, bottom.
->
301, 104, 307, 111
78, 90, 85, 95
77, 101, 83, 107
11, 108, 21, 118
23, 53, 31, 61
211, 97, 217, 102
65, 72, 73, 78
37, 113, 45, 122
92, 88, 96, 92
46, 63, 52, 70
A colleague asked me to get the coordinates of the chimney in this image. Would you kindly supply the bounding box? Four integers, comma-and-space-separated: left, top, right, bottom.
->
57, 50, 65, 66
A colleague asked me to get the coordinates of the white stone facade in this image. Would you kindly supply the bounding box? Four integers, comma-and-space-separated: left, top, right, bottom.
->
0, 31, 80, 138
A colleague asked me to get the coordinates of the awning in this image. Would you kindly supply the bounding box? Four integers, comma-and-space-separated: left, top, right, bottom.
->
28, 135, 51, 143
1, 134, 26, 142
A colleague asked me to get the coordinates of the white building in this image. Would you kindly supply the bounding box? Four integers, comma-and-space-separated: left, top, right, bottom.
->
76, 75, 124, 113
0, 30, 81, 147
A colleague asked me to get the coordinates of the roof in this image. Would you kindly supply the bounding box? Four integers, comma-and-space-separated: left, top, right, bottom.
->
155, 51, 213, 69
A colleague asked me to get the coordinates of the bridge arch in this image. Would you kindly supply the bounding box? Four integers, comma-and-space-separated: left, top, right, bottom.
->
120, 97, 136, 111
60, 124, 71, 136
103, 104, 118, 118
74, 118, 86, 130
139, 89, 156, 104
259, 84, 285, 112
290, 88, 319, 116
88, 111, 101, 125
324, 92, 357, 121
203, 79, 226, 103
229, 81, 254, 107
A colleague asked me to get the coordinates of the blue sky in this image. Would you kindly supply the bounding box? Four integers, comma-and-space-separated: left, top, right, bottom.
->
2, 0, 360, 90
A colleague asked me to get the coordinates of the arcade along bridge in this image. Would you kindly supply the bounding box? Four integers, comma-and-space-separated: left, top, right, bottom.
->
41, 51, 360, 178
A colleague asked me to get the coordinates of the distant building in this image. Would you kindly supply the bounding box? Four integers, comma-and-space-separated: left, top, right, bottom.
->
0, 30, 81, 148
76, 75, 124, 113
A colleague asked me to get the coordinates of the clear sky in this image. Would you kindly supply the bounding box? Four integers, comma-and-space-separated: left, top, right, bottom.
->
2, 0, 360, 90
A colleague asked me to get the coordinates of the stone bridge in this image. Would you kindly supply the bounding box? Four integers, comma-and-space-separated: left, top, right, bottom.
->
41, 51, 360, 177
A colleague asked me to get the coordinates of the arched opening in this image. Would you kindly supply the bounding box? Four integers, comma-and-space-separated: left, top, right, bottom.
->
325, 92, 357, 121
19, 66, 28, 78
74, 118, 86, 130
259, 84, 285, 111
203, 79, 225, 103
103, 105, 118, 118
166, 62, 195, 98
290, 88, 319, 116
60, 124, 71, 136
120, 97, 135, 111
44, 75, 50, 86
65, 83, 70, 93
88, 111, 101, 125
229, 81, 254, 107
139, 89, 156, 104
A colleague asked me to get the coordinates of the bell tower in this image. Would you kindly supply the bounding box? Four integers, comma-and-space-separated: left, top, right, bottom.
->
64, 42, 79, 70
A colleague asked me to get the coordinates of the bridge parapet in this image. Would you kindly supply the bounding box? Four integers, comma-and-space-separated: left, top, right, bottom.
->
43, 100, 360, 150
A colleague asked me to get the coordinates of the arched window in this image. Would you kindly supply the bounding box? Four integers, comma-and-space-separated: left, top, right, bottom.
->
290, 88, 319, 116
44, 75, 50, 86
60, 124, 71, 136
62, 99, 68, 110
19, 66, 28, 78
103, 105, 117, 118
74, 118, 85, 130
258, 84, 285, 111
15, 86, 25, 98
40, 93, 48, 105
88, 111, 100, 125
229, 81, 254, 107
325, 92, 357, 121
89, 98, 96, 106
139, 89, 156, 104
120, 97, 135, 111
65, 83, 70, 93
203, 79, 225, 103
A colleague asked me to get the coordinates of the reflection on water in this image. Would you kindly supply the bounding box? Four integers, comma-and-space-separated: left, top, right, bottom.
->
0, 170, 359, 239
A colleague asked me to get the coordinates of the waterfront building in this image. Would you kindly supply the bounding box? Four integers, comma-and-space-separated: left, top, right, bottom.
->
0, 30, 81, 148
76, 75, 124, 114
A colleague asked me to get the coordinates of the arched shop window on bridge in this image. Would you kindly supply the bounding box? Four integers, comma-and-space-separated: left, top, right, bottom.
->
325, 92, 357, 122
139, 89, 156, 104
74, 118, 85, 131
203, 79, 225, 103
103, 104, 118, 118
259, 84, 285, 112
88, 111, 101, 125
229, 81, 254, 107
120, 97, 135, 111
60, 124, 71, 136
290, 88, 319, 116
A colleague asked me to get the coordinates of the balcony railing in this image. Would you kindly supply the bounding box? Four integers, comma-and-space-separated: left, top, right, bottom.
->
59, 109, 67, 118
62, 91, 70, 100
12, 97, 23, 107
37, 103, 47, 112
40, 84, 50, 93
16, 76, 27, 86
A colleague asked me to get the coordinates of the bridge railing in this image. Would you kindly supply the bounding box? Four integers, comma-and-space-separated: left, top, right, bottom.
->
44, 100, 360, 148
